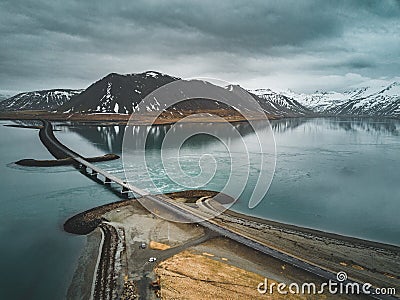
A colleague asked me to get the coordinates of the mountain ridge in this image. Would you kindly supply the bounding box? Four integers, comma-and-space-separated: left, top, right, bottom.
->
0, 89, 83, 111
1, 71, 398, 118
274, 81, 400, 118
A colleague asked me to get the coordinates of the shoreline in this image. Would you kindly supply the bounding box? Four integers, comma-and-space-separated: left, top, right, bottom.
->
1, 112, 399, 125
15, 153, 120, 166
64, 199, 136, 235
0, 110, 281, 125
64, 190, 398, 250
65, 190, 399, 298
224, 209, 400, 251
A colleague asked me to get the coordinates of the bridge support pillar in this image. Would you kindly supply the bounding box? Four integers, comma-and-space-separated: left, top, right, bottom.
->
91, 170, 98, 177
79, 164, 87, 173
104, 177, 111, 185
121, 186, 130, 198
121, 181, 130, 198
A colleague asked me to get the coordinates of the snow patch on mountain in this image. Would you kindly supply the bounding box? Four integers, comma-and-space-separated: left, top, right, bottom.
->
113, 102, 119, 113
146, 71, 161, 78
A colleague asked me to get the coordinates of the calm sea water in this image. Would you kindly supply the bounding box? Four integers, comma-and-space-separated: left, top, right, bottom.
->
0, 121, 118, 299
0, 118, 399, 299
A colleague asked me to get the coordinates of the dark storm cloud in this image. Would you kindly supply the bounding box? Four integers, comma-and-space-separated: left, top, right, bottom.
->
118, 1, 343, 49
0, 0, 399, 92
347, 59, 375, 70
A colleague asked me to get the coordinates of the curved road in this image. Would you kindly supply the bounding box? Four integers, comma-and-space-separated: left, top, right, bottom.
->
39, 119, 82, 159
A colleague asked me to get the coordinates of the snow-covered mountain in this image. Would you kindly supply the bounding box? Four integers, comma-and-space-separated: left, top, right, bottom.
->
0, 89, 82, 111
58, 71, 311, 116
249, 88, 313, 116
59, 71, 179, 114
58, 72, 312, 117
1, 71, 398, 118
280, 82, 400, 118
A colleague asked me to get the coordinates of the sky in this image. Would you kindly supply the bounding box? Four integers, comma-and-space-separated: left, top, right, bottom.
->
1, 0, 399, 94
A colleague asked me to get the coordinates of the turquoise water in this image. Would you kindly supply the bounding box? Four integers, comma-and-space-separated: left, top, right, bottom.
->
0, 122, 120, 299
239, 118, 400, 244
120, 118, 400, 245
0, 118, 399, 299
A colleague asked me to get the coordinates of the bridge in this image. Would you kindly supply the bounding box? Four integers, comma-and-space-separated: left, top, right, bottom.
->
39, 119, 143, 195
39, 119, 396, 300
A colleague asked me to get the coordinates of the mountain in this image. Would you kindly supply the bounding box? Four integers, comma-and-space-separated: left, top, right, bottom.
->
249, 88, 313, 116
1, 71, 397, 118
59, 71, 179, 114
281, 82, 400, 118
57, 71, 312, 117
0, 89, 82, 111
129, 82, 313, 117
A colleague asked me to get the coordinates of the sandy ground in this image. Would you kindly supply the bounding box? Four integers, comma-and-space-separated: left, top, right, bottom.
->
67, 191, 399, 299
102, 201, 211, 299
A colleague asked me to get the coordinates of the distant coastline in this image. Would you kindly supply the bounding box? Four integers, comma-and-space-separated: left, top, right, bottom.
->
0, 110, 282, 125
1, 111, 399, 127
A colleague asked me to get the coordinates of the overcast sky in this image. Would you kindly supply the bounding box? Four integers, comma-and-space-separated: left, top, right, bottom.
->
1, 0, 399, 94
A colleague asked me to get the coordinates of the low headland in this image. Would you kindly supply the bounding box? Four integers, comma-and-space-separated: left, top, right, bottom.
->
66, 190, 400, 299
0, 110, 279, 125
15, 153, 120, 167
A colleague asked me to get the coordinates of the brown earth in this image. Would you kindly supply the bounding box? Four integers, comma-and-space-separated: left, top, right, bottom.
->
0, 110, 278, 125
155, 250, 307, 300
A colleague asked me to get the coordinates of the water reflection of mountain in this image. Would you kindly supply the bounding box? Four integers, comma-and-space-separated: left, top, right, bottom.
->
58, 118, 400, 154
270, 118, 400, 136
269, 118, 307, 133
60, 125, 125, 154
125, 122, 272, 151
329, 118, 400, 136
61, 122, 267, 154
